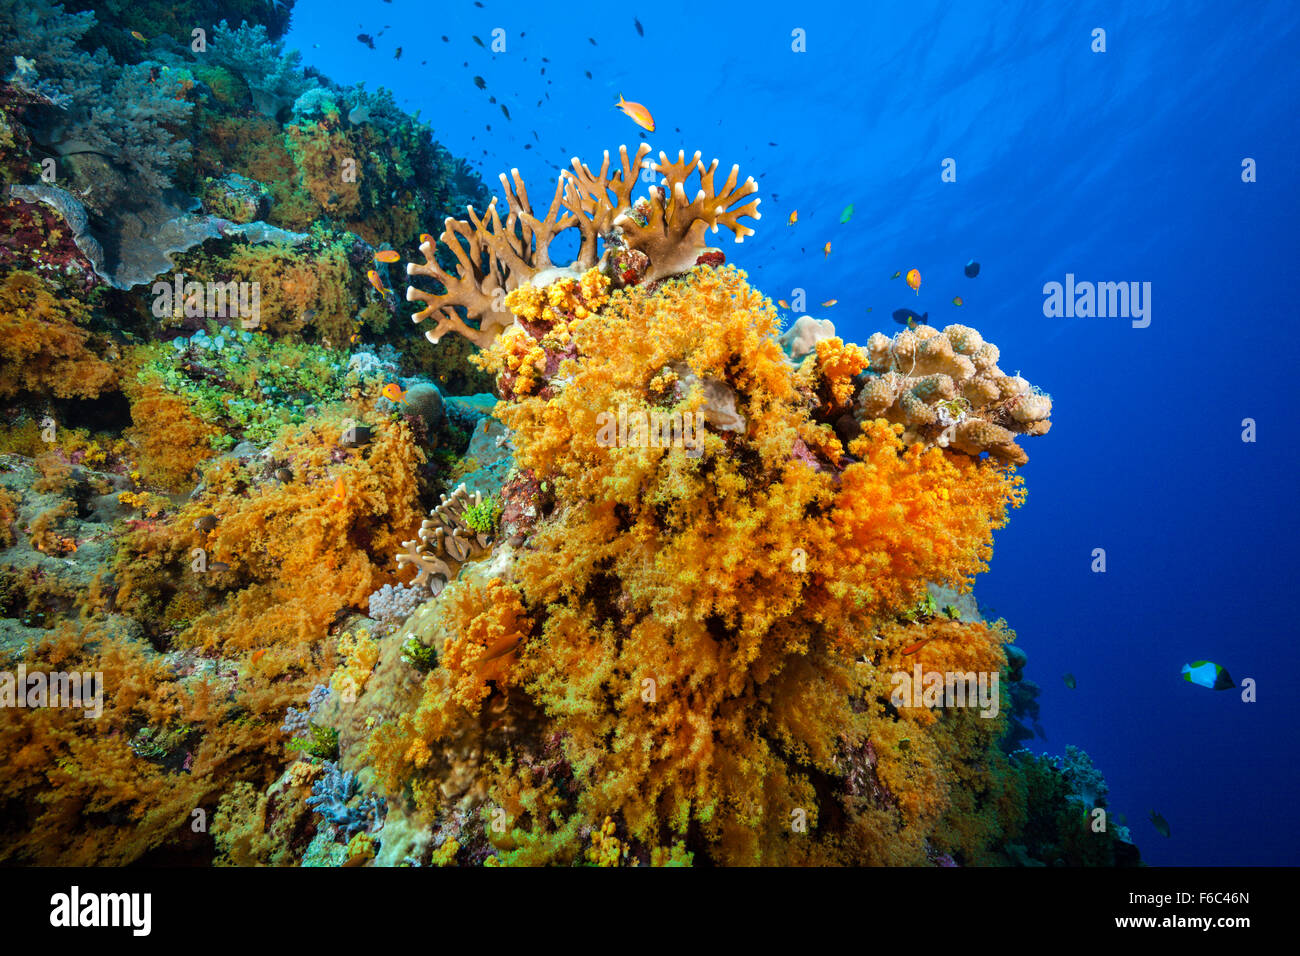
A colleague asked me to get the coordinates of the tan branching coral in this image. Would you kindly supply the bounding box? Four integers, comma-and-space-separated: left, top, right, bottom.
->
405, 145, 760, 348
856, 324, 1052, 465
396, 483, 494, 590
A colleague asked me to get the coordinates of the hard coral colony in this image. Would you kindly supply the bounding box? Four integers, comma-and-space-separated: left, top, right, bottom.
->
0, 2, 1133, 873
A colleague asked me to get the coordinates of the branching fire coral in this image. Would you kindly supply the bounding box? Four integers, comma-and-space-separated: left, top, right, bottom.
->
405, 145, 760, 349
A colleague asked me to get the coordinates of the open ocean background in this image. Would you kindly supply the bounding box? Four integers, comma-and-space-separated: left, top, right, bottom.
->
285, 0, 1299, 865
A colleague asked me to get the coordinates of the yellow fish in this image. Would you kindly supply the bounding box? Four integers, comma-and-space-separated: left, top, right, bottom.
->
787, 210, 798, 226
890, 270, 901, 279
330, 476, 345, 508
906, 268, 921, 294
823, 242, 831, 257
382, 382, 407, 404
821, 299, 837, 307
373, 249, 400, 263
130, 30, 148, 44
366, 269, 387, 294
419, 233, 434, 246
777, 299, 789, 309
615, 94, 655, 132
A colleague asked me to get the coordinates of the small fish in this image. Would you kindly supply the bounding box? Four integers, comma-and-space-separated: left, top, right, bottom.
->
475, 635, 521, 671
1149, 810, 1171, 838
373, 249, 400, 263
585, 70, 592, 79
821, 299, 837, 307
588, 37, 597, 45
208, 561, 231, 573
634, 17, 644, 36
964, 260, 980, 278
394, 47, 402, 59
839, 203, 854, 224
777, 299, 790, 309
788, 209, 798, 226
501, 104, 510, 120
350, 332, 362, 344
382, 382, 407, 404
357, 33, 375, 49
130, 30, 148, 44
419, 234, 434, 246
1181, 660, 1235, 691
615, 94, 655, 132
330, 477, 346, 507
473, 75, 486, 90
251, 648, 267, 664
823, 242, 831, 257
906, 269, 922, 294
892, 309, 929, 329
274, 468, 293, 483
1063, 672, 1076, 689
472, 35, 485, 47
902, 637, 936, 656
952, 296, 964, 307
366, 269, 388, 294
890, 270, 901, 279
193, 514, 218, 533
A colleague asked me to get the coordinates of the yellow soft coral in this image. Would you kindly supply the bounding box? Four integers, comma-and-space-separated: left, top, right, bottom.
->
0, 271, 116, 400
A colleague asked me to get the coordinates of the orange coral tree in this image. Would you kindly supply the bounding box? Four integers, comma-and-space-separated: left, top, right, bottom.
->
383, 265, 1026, 864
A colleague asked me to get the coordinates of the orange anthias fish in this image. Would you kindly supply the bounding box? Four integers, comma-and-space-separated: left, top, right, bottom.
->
330, 476, 345, 507
419, 233, 434, 246
366, 269, 388, 294
251, 648, 267, 664
823, 242, 832, 257
821, 299, 837, 307
475, 635, 521, 672
130, 30, 148, 44
615, 94, 655, 132
373, 249, 400, 264
906, 268, 922, 294
787, 210, 798, 226
777, 299, 790, 309
382, 382, 407, 403
902, 636, 937, 656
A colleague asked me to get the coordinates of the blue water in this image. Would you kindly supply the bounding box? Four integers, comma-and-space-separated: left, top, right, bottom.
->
287, 0, 1300, 865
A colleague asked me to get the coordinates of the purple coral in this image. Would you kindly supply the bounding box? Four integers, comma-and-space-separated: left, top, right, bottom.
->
306, 762, 386, 841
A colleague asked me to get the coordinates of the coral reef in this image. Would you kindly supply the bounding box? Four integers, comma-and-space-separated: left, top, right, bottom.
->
395, 483, 495, 593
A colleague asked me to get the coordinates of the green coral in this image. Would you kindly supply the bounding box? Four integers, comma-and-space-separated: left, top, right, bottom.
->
462, 494, 500, 535
134, 325, 354, 447
400, 635, 438, 672
287, 723, 340, 762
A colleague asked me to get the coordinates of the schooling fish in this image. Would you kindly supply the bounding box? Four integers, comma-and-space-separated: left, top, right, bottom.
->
357, 34, 375, 49
382, 382, 407, 404
788, 209, 798, 226
1181, 660, 1235, 690
823, 242, 831, 257
777, 299, 790, 309
1063, 672, 1076, 689
634, 17, 644, 36
373, 249, 400, 263
472, 35, 485, 47
890, 270, 901, 279
840, 203, 854, 224
615, 94, 655, 132
1149, 810, 1171, 838
892, 309, 929, 328
473, 75, 486, 90
821, 299, 837, 307
906, 268, 921, 294
964, 260, 980, 278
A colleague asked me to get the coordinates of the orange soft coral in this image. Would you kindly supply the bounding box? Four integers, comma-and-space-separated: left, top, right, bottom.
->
453, 264, 1026, 864
124, 382, 221, 492
0, 271, 116, 400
